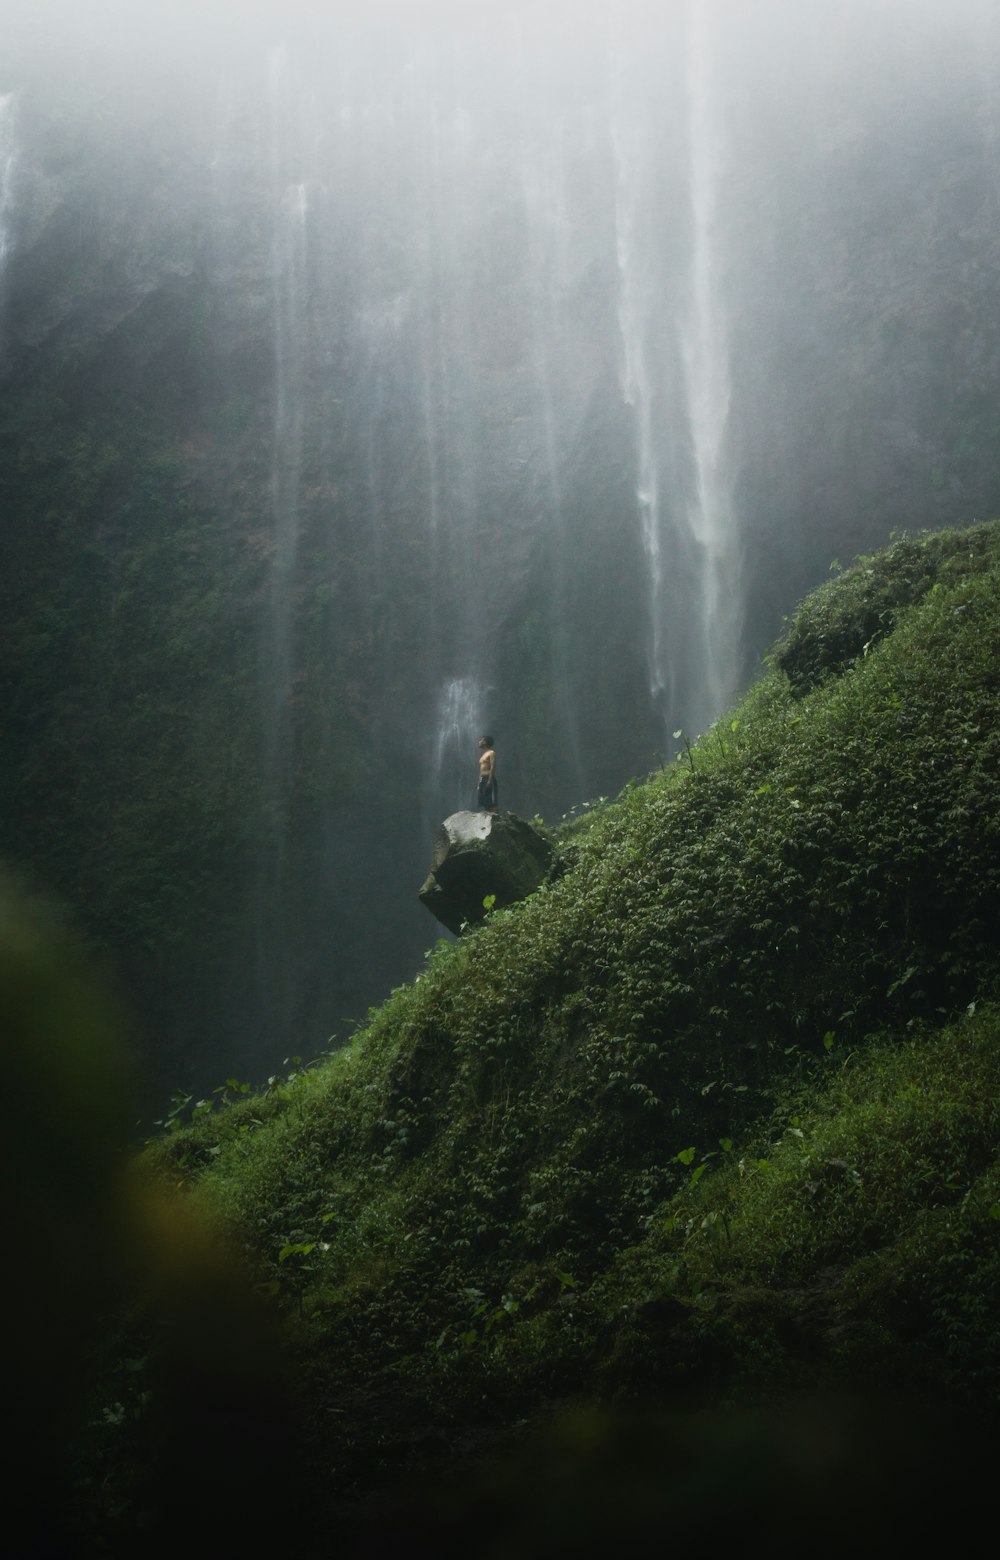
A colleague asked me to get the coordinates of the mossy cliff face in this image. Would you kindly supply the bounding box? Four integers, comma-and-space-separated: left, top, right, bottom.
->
5, 10, 1000, 1094
118, 523, 1000, 1542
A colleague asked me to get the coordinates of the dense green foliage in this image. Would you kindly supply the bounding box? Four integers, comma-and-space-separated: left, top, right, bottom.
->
125, 521, 1000, 1520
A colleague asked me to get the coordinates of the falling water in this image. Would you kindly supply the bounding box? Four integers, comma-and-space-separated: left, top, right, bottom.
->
432, 676, 485, 817
608, 14, 685, 721
513, 18, 585, 796
0, 93, 17, 305
610, 82, 666, 707
610, 5, 741, 740
681, 2, 742, 725
266, 49, 309, 754
416, 67, 448, 552
268, 177, 308, 731
258, 47, 310, 1022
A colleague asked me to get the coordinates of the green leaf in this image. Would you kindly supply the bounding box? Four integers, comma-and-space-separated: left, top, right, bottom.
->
676, 1147, 697, 1166
886, 965, 917, 998
279, 1242, 317, 1263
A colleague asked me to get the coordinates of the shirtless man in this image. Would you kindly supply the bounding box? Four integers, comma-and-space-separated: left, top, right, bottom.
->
477, 735, 498, 813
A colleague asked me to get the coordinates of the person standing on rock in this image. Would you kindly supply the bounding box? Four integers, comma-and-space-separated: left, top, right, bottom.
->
477, 736, 498, 814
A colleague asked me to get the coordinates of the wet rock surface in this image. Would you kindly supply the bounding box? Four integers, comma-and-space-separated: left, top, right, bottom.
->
418, 811, 553, 935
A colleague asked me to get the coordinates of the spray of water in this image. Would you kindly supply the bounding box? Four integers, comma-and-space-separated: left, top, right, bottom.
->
512, 16, 584, 795
681, 1, 742, 725
432, 675, 484, 816
609, 53, 667, 707
257, 47, 311, 1024
610, 4, 741, 739
267, 48, 309, 745
0, 94, 18, 292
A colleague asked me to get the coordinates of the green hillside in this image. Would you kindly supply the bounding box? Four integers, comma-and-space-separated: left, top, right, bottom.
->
113, 521, 1000, 1538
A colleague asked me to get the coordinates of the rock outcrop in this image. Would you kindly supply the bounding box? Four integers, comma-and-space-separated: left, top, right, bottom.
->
418, 811, 553, 935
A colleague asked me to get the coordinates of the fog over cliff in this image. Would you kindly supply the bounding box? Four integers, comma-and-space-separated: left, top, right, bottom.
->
3, 0, 999, 1097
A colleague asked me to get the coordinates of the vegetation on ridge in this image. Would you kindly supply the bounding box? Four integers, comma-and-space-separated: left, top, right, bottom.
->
101, 520, 1000, 1537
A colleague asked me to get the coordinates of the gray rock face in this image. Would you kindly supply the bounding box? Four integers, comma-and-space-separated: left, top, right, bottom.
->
418, 812, 553, 936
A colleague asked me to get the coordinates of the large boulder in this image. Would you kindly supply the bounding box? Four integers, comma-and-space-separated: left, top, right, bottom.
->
418, 811, 553, 935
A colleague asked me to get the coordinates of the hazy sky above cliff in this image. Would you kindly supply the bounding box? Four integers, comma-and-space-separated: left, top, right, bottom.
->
4, 0, 996, 57
3, 0, 997, 131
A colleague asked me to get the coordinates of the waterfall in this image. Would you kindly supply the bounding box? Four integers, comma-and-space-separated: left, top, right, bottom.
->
513, 17, 585, 798
0, 93, 15, 247
268, 175, 308, 741
608, 13, 678, 719
266, 48, 309, 762
0, 93, 17, 314
609, 5, 741, 742
681, 1, 742, 727
613, 193, 668, 706
257, 47, 311, 1026
432, 676, 485, 817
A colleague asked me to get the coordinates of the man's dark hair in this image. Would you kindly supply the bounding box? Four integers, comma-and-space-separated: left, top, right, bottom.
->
481, 735, 495, 747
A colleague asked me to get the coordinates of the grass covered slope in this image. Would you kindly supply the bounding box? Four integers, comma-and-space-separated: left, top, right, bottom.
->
144, 521, 1000, 1489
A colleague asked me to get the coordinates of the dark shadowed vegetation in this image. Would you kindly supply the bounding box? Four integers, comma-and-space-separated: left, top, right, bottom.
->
77, 521, 1000, 1549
